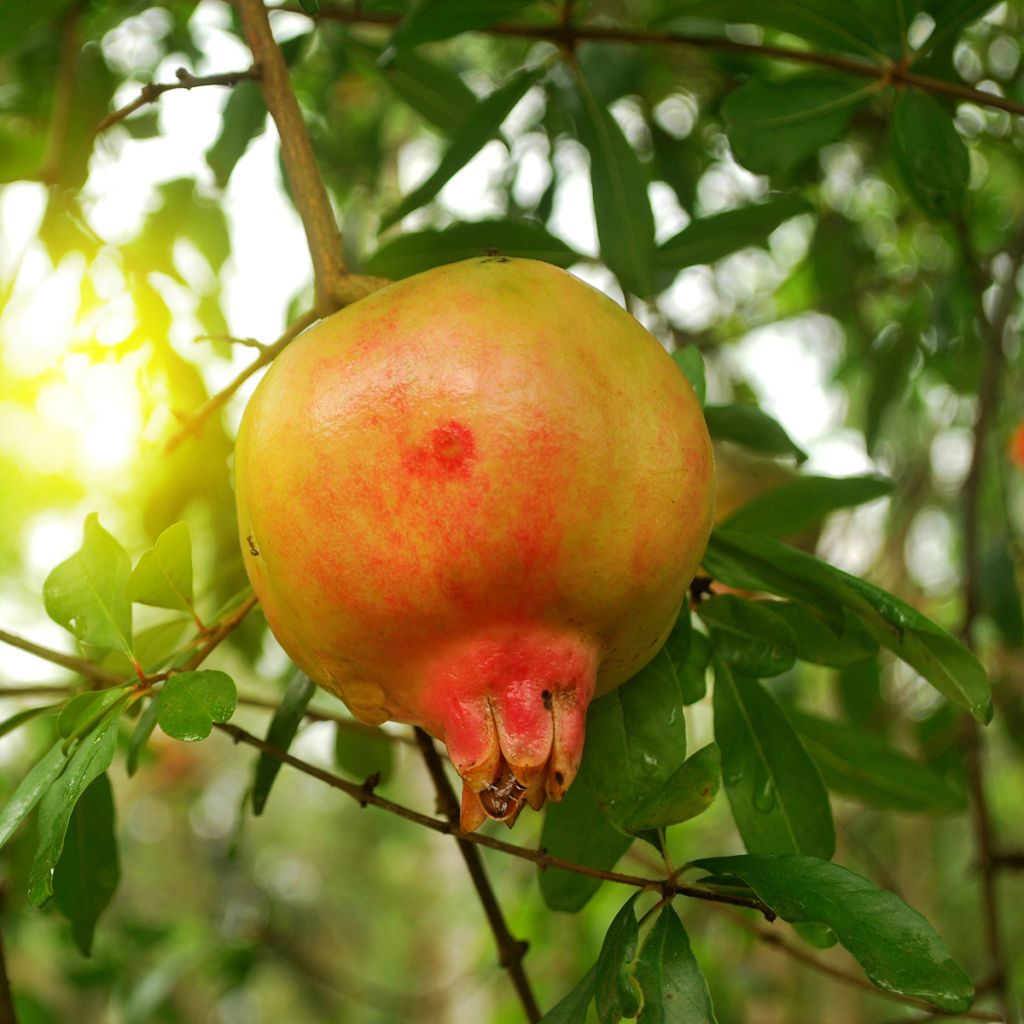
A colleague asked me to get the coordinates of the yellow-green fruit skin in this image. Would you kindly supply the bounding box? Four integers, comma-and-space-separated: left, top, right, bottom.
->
235, 258, 713, 812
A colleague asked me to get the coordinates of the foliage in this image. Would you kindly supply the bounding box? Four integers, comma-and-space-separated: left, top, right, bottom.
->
1, 0, 1023, 1022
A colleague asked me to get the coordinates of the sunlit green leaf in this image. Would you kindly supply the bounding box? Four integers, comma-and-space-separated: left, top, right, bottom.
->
126, 697, 159, 778
57, 688, 129, 742
625, 743, 721, 833
156, 670, 237, 742
44, 514, 134, 659
704, 405, 807, 463
690, 855, 974, 1011
128, 521, 195, 614
0, 742, 69, 852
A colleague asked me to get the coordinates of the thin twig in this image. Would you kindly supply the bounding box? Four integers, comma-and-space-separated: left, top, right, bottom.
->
233, 0, 388, 311
97, 66, 261, 133
290, 5, 1024, 119
954, 219, 1024, 1024
215, 721, 775, 915
0, 629, 122, 688
725, 908, 1003, 1022
195, 333, 268, 352
413, 727, 540, 1023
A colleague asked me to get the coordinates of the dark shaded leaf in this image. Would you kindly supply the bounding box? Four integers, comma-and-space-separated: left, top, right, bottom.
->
381, 64, 546, 228
723, 75, 869, 176
252, 674, 316, 815
206, 81, 267, 189
537, 965, 598, 1023
704, 530, 992, 722
29, 707, 121, 907
625, 743, 721, 832
698, 594, 797, 676
156, 670, 237, 742
126, 697, 159, 777
0, 0, 73, 53
721, 474, 892, 539
635, 906, 717, 1023
595, 894, 642, 1023
391, 0, 537, 50
760, 602, 878, 668
690, 855, 974, 1011
713, 658, 835, 858
704, 405, 807, 463
53, 774, 120, 956
44, 513, 133, 659
792, 711, 967, 812
365, 220, 582, 278
656, 197, 811, 272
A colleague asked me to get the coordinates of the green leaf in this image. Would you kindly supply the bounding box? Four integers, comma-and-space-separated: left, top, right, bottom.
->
128, 522, 195, 614
126, 697, 160, 777
575, 72, 655, 296
698, 594, 797, 677
713, 658, 835, 859
381, 64, 546, 229
538, 965, 598, 1024
0, 742, 69, 852
722, 75, 870, 177
635, 906, 718, 1023
656, 198, 811, 272
333, 723, 396, 785
540, 774, 633, 912
365, 220, 583, 278
583, 632, 690, 831
792, 711, 967, 813
704, 530, 993, 722
252, 674, 316, 815
0, 0, 74, 54
355, 43, 478, 133
0, 704, 61, 741
721, 474, 892, 539
891, 88, 969, 213
625, 744, 721, 833
156, 670, 237, 742
57, 689, 130, 744
53, 773, 120, 957
760, 602, 878, 668
29, 707, 121, 907
672, 347, 706, 406
681, 631, 712, 705
704, 405, 807, 463
43, 514, 134, 659
690, 855, 974, 1011
595, 894, 642, 1024
390, 0, 537, 50
298, 0, 319, 13
206, 81, 267, 189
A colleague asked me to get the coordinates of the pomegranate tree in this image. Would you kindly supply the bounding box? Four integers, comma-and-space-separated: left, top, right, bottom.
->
235, 257, 714, 829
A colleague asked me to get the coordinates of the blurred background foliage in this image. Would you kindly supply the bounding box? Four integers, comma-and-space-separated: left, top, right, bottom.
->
1, 0, 1023, 1021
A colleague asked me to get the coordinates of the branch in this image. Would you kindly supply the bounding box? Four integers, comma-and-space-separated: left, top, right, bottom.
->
97, 66, 262, 133
0, 628, 122, 688
413, 727, 540, 1023
725, 909, 1003, 1022
291, 5, 1024, 119
232, 0, 388, 311
214, 721, 775, 916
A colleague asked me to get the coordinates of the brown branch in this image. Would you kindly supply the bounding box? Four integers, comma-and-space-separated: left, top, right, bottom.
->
954, 219, 1024, 1024
214, 721, 774, 915
181, 594, 258, 672
97, 66, 261, 133
413, 727, 540, 1023
289, 5, 1024, 119
233, 0, 388, 311
0, 629, 122, 688
726, 909, 1003, 1022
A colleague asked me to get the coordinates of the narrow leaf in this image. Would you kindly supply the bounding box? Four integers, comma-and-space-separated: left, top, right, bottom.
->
365, 220, 582, 279
156, 670, 237, 742
206, 81, 267, 189
761, 602, 878, 668
690, 855, 974, 1011
574, 72, 655, 295
127, 521, 195, 614
43, 514, 133, 658
0, 742, 69, 851
672, 347, 706, 406
656, 198, 810, 272
53, 774, 120, 956
0, 704, 61, 741
697, 594, 797, 677
721, 474, 892, 539
126, 697, 160, 777
29, 707, 121, 907
391, 0, 537, 50
58, 689, 129, 741
713, 658, 835, 859
538, 965, 598, 1024
635, 906, 718, 1023
595, 894, 642, 1024
704, 405, 807, 463
381, 64, 545, 229
252, 674, 316, 815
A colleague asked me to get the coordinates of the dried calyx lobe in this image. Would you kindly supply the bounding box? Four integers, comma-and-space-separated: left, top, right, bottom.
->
416, 627, 597, 831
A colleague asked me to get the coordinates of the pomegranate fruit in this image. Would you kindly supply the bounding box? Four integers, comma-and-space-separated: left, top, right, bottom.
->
235, 257, 714, 829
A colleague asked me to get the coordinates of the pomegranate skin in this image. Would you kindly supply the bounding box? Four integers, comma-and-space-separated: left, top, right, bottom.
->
235, 257, 714, 826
